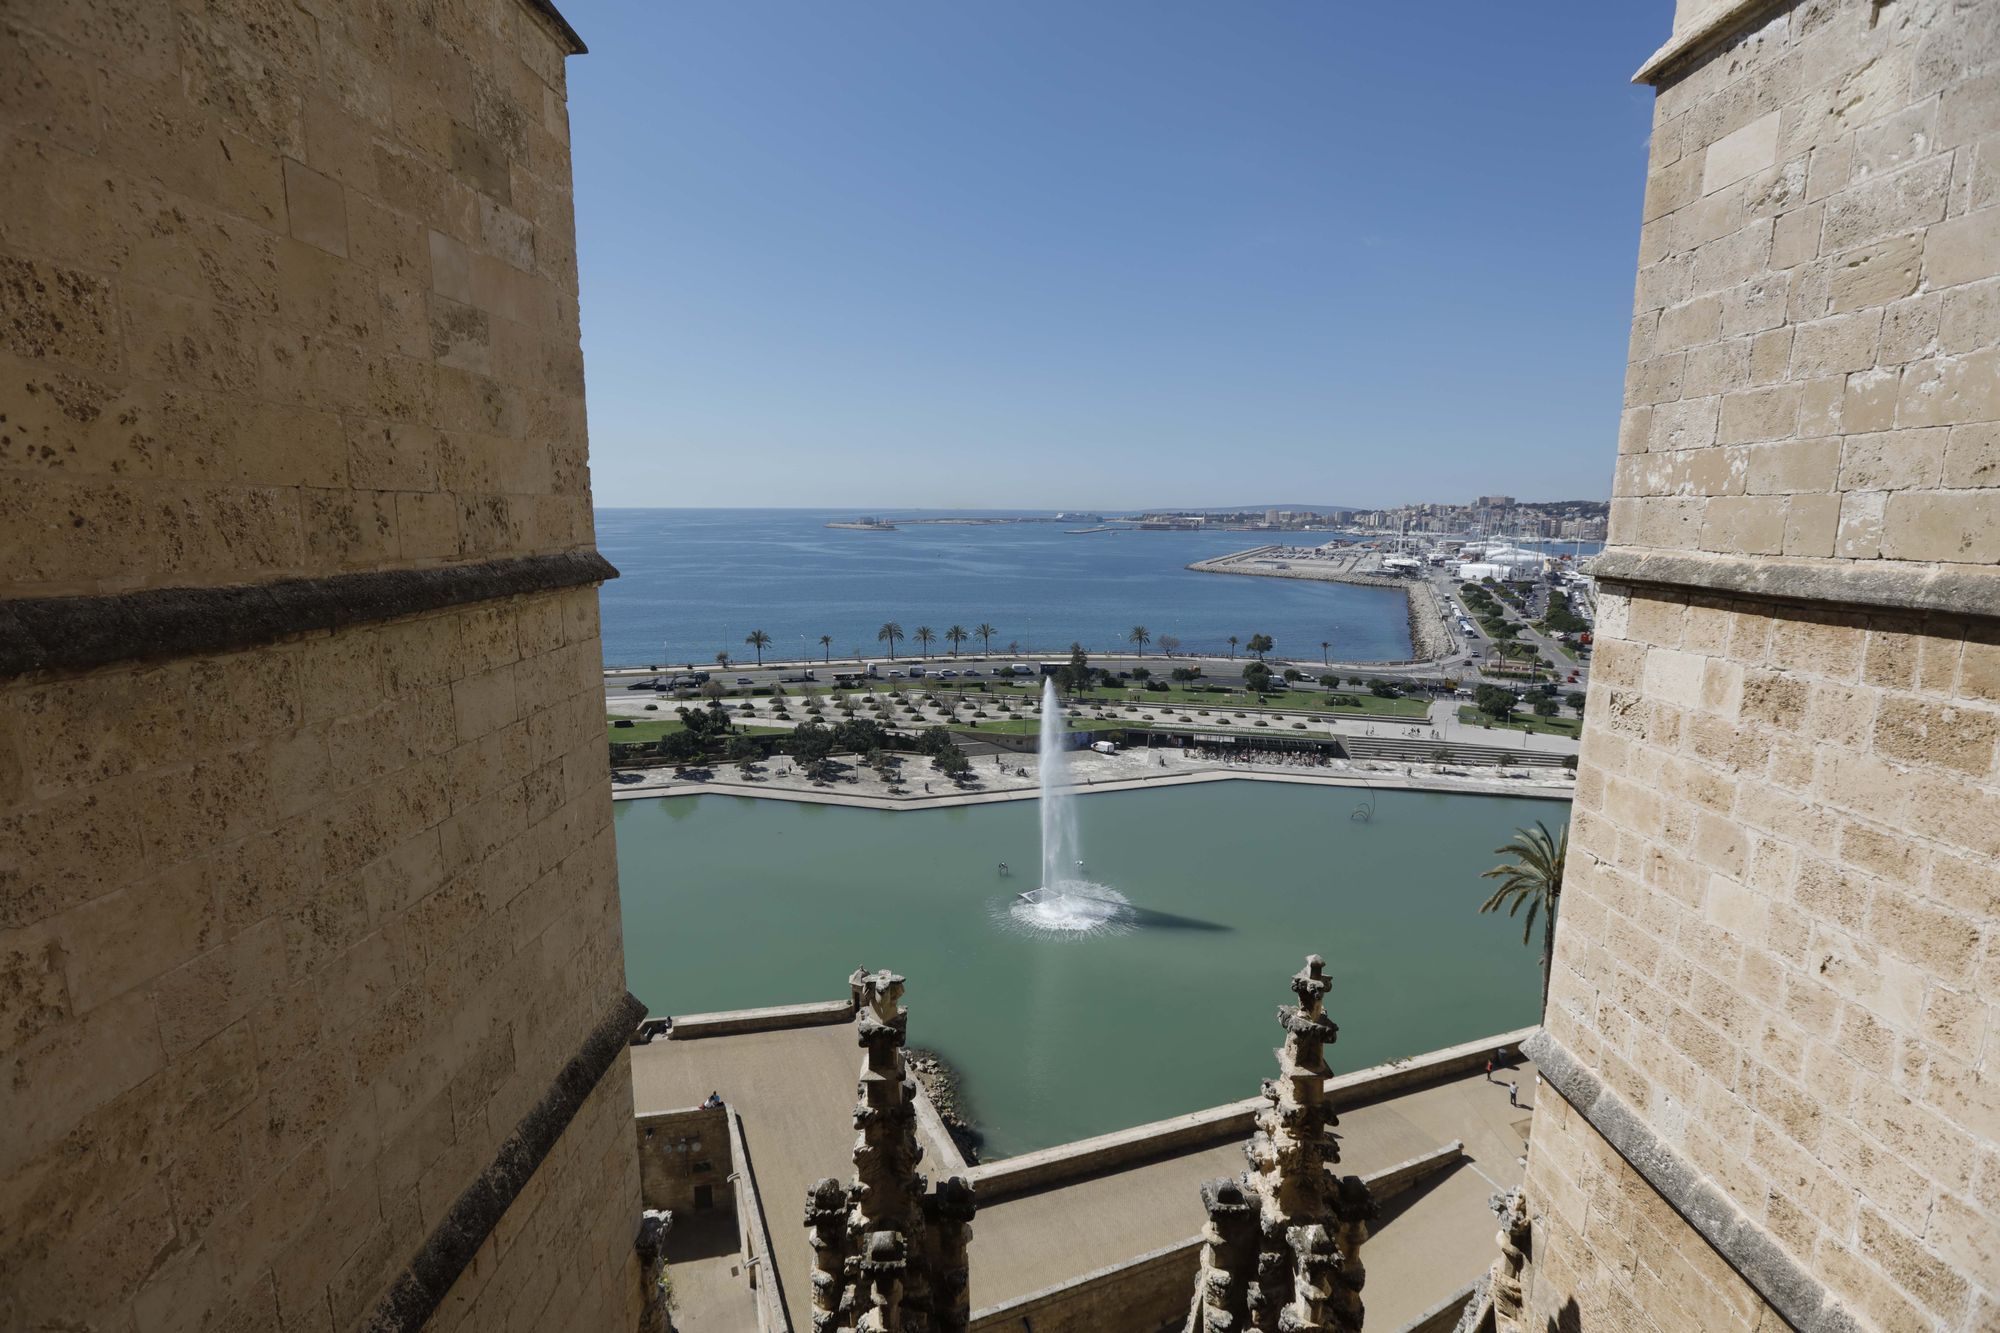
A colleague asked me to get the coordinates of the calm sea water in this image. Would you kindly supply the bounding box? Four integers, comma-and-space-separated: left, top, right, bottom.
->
594, 508, 1419, 667
616, 782, 1560, 1157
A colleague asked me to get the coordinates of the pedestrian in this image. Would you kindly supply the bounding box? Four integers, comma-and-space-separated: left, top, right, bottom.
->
1484, 1057, 1495, 1084
1507, 1081, 1521, 1108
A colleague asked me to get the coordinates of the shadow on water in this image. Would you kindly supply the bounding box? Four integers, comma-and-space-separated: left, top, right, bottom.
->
1123, 904, 1233, 933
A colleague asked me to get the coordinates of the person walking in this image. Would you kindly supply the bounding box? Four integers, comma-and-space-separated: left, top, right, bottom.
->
1507, 1081, 1521, 1108
1484, 1057, 1496, 1084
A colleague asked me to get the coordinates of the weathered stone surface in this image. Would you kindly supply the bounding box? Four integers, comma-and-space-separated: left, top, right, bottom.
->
1, 4, 645, 1333
1525, 5, 2000, 1333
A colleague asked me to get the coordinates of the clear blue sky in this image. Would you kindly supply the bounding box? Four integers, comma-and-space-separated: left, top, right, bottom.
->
566, 3, 1666, 511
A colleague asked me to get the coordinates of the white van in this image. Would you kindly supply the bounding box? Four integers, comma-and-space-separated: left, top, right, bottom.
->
1009, 663, 1036, 676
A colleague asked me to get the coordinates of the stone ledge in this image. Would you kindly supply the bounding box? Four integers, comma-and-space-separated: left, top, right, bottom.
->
1630, 0, 1784, 85
0, 550, 619, 679
1591, 548, 2000, 622
1523, 1029, 1861, 1333
516, 0, 587, 54
966, 1026, 1533, 1203
365, 990, 648, 1333
664, 998, 857, 1040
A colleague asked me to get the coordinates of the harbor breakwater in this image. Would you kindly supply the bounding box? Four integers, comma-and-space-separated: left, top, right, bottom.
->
1186, 548, 1454, 663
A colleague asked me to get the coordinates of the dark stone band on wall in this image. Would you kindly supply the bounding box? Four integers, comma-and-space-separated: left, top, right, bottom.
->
1593, 549, 2000, 624
1523, 1030, 1858, 1333
0, 551, 619, 680
366, 990, 649, 1333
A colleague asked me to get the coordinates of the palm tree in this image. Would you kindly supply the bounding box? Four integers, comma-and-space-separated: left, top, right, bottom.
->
745, 629, 770, 666
1227, 635, 1240, 660
1479, 820, 1568, 1014
1320, 639, 1331, 666
819, 634, 833, 663
946, 625, 968, 657
914, 626, 936, 658
877, 622, 902, 659
1128, 626, 1150, 657
976, 623, 997, 655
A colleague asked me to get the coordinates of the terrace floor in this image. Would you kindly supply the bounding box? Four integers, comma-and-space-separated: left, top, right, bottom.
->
631, 1022, 1537, 1329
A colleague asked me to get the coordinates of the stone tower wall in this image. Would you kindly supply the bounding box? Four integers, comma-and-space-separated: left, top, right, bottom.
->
1522, 2, 1999, 1331
0, 1, 646, 1329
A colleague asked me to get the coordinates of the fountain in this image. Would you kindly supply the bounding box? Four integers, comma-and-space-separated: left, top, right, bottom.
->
1008, 677, 1133, 935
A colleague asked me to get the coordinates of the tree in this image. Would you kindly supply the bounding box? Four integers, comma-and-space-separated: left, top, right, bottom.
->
914, 626, 935, 658
1227, 635, 1240, 659
1565, 691, 1586, 711
727, 733, 761, 763
715, 651, 731, 670
945, 625, 968, 657
745, 629, 770, 665
1056, 644, 1091, 695
1128, 626, 1150, 656
1157, 634, 1180, 657
819, 634, 833, 663
789, 721, 835, 763
1320, 640, 1331, 666
1479, 821, 1568, 1013
936, 747, 971, 780
1246, 633, 1273, 660
976, 623, 997, 655
877, 622, 903, 659
1474, 684, 1516, 722
1532, 697, 1560, 717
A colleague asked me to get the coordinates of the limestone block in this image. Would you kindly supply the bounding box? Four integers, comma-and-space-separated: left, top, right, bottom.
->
1703, 109, 1782, 196
1896, 346, 2000, 427
1922, 205, 2000, 290
1826, 231, 1927, 312
1790, 308, 1884, 377
282, 156, 348, 257
1821, 157, 1952, 251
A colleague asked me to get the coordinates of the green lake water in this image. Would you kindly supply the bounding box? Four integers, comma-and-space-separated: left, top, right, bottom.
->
615, 781, 1565, 1159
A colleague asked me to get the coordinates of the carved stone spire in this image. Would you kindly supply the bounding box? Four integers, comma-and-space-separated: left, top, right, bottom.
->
806, 969, 976, 1333
1188, 955, 1377, 1333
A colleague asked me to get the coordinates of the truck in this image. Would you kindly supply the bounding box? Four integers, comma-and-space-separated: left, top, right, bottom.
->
1090, 740, 1118, 754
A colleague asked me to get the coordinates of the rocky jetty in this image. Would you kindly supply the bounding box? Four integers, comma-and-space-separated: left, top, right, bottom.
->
906, 1047, 983, 1164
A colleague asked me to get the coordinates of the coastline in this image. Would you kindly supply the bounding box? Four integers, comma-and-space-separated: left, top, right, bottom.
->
1185, 549, 1455, 663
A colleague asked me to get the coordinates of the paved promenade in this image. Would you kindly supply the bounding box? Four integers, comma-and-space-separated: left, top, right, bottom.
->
632, 1023, 1536, 1328
610, 745, 1573, 811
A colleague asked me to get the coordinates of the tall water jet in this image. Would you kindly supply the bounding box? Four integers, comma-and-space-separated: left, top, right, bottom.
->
1006, 675, 1132, 935
1037, 676, 1079, 895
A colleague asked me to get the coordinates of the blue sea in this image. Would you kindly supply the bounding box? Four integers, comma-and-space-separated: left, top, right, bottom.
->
595, 509, 1433, 667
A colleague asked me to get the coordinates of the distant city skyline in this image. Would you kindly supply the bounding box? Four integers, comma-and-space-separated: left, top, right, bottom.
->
569, 3, 1663, 509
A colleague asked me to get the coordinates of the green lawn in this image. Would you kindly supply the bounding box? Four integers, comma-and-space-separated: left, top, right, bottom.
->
949, 716, 1125, 736
1456, 706, 1582, 738
608, 718, 789, 743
